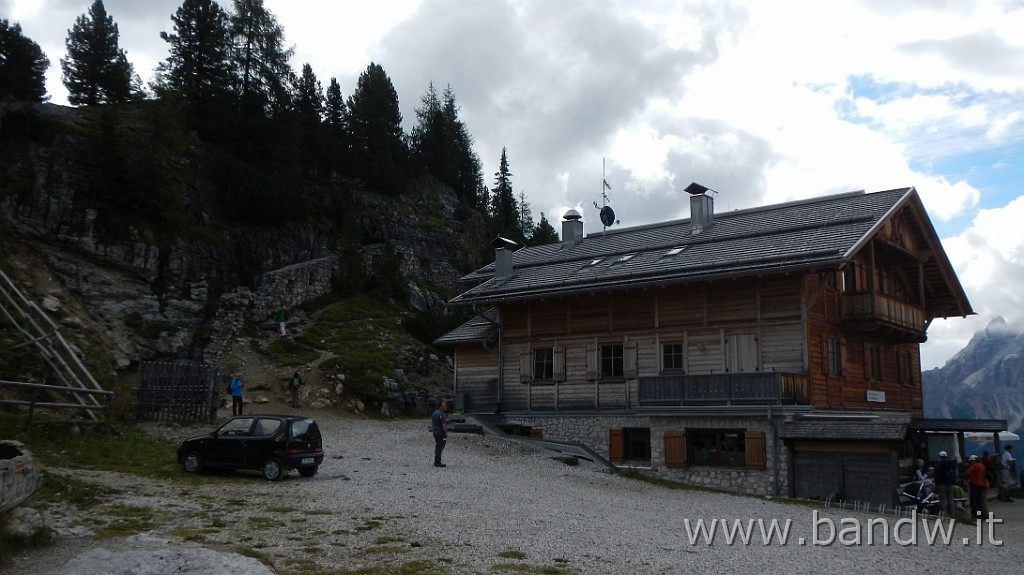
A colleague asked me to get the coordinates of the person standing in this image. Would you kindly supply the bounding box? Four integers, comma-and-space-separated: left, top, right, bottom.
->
965, 454, 989, 521
432, 400, 448, 468
289, 371, 304, 408
999, 444, 1016, 502
934, 450, 958, 515
228, 374, 245, 416
275, 304, 289, 337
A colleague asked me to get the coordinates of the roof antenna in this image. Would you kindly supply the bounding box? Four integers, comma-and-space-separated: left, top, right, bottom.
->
593, 157, 619, 231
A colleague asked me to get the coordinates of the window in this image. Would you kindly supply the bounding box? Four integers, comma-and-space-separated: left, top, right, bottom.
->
691, 429, 746, 467
664, 246, 685, 257
898, 351, 913, 386
866, 343, 882, 381
533, 348, 554, 380
614, 253, 636, 263
601, 344, 624, 378
610, 428, 651, 462
662, 343, 684, 372
826, 338, 842, 376
254, 418, 282, 436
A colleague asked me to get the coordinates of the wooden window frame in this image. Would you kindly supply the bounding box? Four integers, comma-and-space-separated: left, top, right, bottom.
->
689, 429, 747, 468
600, 343, 624, 379
662, 342, 684, 373
533, 348, 554, 381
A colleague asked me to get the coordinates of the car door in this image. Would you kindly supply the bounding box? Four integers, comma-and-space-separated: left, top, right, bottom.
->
244, 417, 284, 465
209, 417, 255, 467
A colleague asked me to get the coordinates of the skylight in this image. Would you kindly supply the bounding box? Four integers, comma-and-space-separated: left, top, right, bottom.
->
615, 253, 636, 263
664, 247, 686, 257
582, 258, 604, 268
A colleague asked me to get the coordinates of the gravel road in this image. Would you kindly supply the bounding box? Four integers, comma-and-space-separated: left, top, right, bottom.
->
6, 413, 1024, 574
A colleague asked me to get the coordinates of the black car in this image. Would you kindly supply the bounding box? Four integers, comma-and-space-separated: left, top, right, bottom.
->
177, 415, 324, 481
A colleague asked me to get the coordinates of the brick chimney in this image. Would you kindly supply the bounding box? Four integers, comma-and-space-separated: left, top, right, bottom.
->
561, 209, 584, 244
685, 182, 715, 234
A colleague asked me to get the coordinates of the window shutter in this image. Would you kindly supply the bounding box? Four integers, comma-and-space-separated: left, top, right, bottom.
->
553, 345, 566, 382
586, 344, 599, 381
744, 430, 765, 470
624, 341, 638, 379
609, 428, 624, 463
519, 351, 531, 383
664, 431, 687, 468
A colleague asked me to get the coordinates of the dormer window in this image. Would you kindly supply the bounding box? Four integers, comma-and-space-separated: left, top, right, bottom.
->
615, 254, 636, 264
664, 247, 685, 257
582, 258, 604, 268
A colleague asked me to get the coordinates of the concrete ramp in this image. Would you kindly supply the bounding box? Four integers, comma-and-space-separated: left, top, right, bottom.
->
465, 414, 618, 473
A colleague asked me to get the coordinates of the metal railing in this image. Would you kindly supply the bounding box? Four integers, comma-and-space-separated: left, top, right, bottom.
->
0, 380, 113, 428
638, 373, 809, 406
0, 267, 110, 424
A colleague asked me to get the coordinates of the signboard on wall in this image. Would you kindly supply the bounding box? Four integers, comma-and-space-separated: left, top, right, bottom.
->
866, 390, 886, 403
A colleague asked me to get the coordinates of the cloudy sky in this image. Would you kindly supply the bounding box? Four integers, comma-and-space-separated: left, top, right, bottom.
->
6, 0, 1024, 370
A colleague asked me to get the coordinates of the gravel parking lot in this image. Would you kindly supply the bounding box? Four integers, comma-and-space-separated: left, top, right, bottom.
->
7, 413, 1024, 574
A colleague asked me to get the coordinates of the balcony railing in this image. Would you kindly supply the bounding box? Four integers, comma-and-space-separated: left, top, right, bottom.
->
638, 373, 809, 406
842, 291, 925, 334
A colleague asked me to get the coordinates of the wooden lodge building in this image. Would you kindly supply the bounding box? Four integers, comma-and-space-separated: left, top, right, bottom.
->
436, 185, 979, 505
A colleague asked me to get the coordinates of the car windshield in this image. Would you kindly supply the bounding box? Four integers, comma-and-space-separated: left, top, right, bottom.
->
291, 419, 321, 441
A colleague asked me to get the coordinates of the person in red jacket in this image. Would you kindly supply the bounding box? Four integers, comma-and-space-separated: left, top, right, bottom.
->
965, 454, 989, 521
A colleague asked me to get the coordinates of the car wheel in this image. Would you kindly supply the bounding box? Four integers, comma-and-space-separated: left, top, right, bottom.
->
262, 457, 284, 481
183, 451, 203, 474
298, 465, 318, 478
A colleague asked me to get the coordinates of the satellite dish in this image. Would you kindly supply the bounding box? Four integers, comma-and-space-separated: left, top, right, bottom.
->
599, 205, 616, 228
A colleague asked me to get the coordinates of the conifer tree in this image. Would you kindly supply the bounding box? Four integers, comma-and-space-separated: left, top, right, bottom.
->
410, 83, 482, 206
155, 0, 233, 108
60, 0, 136, 106
229, 0, 293, 117
530, 213, 560, 245
324, 77, 352, 172
346, 62, 407, 195
0, 19, 50, 102
490, 148, 521, 240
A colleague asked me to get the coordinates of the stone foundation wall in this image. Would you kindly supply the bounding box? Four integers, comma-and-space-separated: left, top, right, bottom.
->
504, 414, 790, 497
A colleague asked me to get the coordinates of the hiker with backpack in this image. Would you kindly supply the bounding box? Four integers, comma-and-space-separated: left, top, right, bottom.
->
290, 371, 304, 408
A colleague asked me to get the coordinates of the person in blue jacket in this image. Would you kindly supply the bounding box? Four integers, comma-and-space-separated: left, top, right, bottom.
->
228, 374, 245, 416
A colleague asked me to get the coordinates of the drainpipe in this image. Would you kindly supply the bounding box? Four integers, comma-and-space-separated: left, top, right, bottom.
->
477, 309, 504, 413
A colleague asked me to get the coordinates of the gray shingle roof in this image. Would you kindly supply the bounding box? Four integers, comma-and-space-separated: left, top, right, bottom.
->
433, 308, 499, 346
453, 187, 949, 302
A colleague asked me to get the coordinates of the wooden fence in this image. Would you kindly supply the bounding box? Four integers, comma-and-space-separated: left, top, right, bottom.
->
136, 362, 221, 424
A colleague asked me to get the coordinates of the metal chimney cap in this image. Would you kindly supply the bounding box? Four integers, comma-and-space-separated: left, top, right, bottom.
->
684, 182, 713, 196
563, 209, 582, 221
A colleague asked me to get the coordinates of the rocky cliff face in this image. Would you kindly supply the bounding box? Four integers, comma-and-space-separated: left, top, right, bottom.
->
0, 103, 486, 379
922, 317, 1024, 435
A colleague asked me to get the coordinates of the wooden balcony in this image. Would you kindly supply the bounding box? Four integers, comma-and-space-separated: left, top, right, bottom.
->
638, 373, 809, 407
841, 292, 926, 341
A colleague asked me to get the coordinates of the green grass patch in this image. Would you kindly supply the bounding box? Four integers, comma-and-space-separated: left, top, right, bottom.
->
0, 417, 179, 479
259, 337, 321, 366
489, 564, 573, 574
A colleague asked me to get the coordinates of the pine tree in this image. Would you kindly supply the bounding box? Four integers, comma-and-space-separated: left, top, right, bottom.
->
346, 62, 407, 195
60, 0, 135, 106
324, 77, 352, 172
410, 83, 482, 206
155, 0, 233, 108
517, 190, 534, 241
0, 19, 50, 102
292, 62, 324, 173
229, 0, 293, 118
490, 147, 519, 236
530, 212, 560, 245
